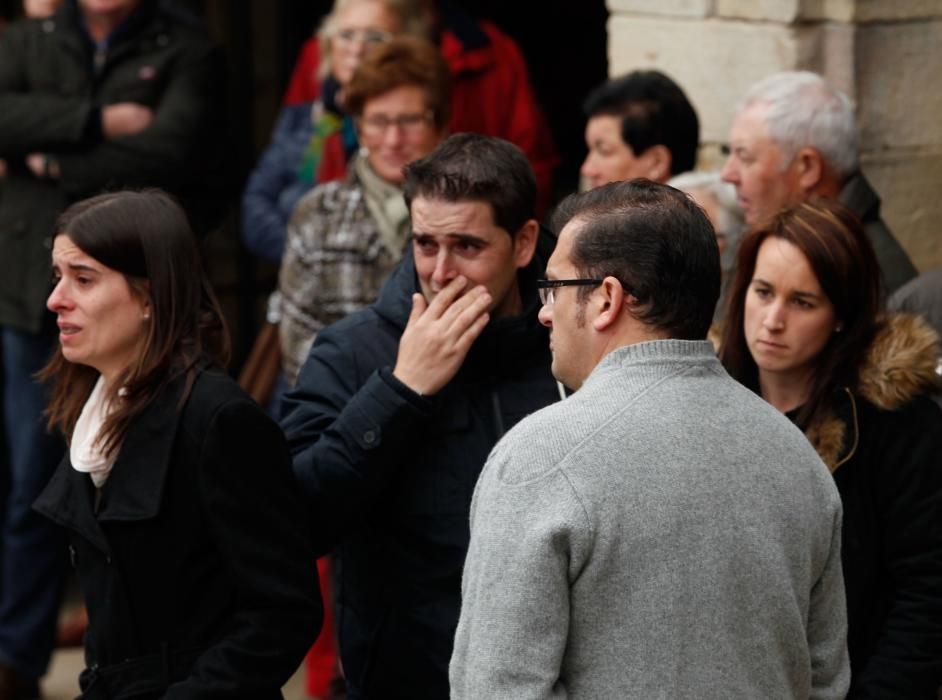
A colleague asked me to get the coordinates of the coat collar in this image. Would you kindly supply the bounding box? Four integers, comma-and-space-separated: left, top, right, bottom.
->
96, 371, 186, 522
839, 171, 880, 223
803, 387, 856, 473
438, 4, 493, 75
803, 313, 940, 472
56, 0, 166, 64
34, 456, 111, 554
33, 370, 192, 553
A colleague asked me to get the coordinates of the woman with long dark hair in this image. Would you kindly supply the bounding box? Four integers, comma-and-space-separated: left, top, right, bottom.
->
720, 199, 942, 697
34, 190, 321, 698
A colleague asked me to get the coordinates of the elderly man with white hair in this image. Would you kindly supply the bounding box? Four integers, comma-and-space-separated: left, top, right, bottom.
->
722, 71, 917, 293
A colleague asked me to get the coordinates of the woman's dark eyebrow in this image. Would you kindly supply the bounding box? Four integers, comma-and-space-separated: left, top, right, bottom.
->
67, 262, 99, 273
753, 277, 823, 300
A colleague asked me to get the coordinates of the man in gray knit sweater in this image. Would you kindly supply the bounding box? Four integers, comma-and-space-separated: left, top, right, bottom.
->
450, 180, 849, 699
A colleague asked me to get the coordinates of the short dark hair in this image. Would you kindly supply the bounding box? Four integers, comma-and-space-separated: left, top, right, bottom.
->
583, 70, 699, 175
550, 179, 720, 340
402, 133, 536, 235
343, 36, 452, 129
719, 199, 882, 428
42, 189, 229, 455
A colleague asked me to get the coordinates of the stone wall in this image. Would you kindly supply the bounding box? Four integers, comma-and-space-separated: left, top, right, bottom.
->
607, 0, 942, 271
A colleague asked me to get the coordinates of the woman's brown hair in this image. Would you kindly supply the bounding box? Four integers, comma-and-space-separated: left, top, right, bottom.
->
342, 35, 452, 129
42, 189, 230, 455
719, 198, 882, 427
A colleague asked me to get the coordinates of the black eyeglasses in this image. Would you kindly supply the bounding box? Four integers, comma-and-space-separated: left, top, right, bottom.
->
536, 278, 603, 305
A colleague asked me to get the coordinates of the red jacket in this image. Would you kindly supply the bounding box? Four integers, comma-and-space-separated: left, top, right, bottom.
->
283, 18, 558, 215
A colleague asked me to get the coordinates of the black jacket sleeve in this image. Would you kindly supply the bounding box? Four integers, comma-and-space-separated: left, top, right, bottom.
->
55, 43, 225, 198
280, 325, 433, 555
854, 397, 942, 698
165, 397, 321, 698
0, 23, 96, 155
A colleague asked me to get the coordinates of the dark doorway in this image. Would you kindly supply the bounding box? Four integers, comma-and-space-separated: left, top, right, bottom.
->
451, 0, 609, 198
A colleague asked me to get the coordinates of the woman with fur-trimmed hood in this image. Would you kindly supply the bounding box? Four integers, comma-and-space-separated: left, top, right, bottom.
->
720, 199, 942, 698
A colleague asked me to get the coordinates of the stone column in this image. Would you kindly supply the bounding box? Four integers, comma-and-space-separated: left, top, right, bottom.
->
607, 0, 942, 270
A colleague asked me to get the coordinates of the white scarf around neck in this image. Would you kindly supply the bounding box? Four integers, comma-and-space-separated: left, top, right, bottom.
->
70, 375, 119, 488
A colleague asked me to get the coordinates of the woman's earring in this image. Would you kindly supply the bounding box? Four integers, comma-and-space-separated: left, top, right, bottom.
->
834, 323, 843, 333
359, 146, 369, 158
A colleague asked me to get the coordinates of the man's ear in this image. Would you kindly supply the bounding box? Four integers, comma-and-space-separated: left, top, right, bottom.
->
794, 147, 825, 193
640, 144, 672, 183
591, 276, 626, 332
512, 219, 540, 269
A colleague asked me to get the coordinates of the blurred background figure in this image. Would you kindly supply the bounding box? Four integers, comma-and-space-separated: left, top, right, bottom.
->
668, 170, 744, 320
241, 0, 427, 266
281, 0, 557, 215
889, 267, 942, 408
279, 35, 450, 386
720, 199, 942, 697
889, 267, 942, 341
35, 190, 320, 699
721, 71, 917, 293
0, 0, 62, 179
238, 0, 424, 427
0, 1, 227, 696
580, 69, 699, 189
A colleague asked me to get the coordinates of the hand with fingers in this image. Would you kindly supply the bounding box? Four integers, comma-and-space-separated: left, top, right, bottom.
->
393, 276, 492, 396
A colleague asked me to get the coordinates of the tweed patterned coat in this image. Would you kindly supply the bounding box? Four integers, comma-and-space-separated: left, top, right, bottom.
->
278, 168, 406, 385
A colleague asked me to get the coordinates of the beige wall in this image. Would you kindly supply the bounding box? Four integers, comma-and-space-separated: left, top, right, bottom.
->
607, 0, 942, 271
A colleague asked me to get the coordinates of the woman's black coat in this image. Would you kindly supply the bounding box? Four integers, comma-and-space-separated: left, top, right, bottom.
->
35, 367, 321, 699
798, 315, 942, 699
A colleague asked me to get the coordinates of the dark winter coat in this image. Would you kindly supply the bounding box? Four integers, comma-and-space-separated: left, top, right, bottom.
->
240, 102, 316, 265
839, 173, 917, 294
800, 314, 942, 699
280, 244, 560, 698
35, 367, 321, 699
240, 95, 357, 265
0, 0, 227, 332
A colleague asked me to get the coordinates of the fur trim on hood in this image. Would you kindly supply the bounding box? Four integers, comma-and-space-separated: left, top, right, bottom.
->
857, 313, 941, 410
808, 313, 941, 471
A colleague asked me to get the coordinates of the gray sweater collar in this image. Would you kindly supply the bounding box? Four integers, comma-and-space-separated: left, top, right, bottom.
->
582, 339, 718, 391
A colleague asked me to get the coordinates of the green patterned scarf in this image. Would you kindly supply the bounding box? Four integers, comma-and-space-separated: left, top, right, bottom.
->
297, 104, 344, 185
